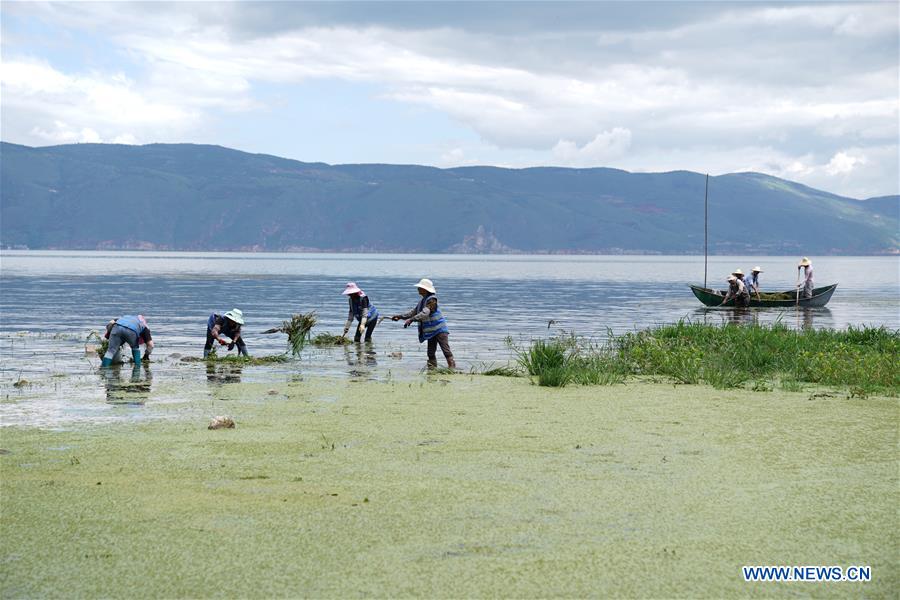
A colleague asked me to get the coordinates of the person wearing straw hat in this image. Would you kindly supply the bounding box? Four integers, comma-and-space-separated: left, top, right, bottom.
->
391, 278, 456, 369
745, 266, 764, 301
101, 315, 153, 367
341, 282, 379, 342
720, 275, 750, 307
798, 257, 814, 299
204, 308, 248, 358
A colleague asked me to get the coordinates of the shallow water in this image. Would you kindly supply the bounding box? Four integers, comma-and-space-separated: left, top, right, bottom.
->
1, 251, 897, 426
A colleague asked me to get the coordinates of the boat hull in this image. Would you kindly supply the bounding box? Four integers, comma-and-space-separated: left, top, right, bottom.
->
690, 284, 838, 308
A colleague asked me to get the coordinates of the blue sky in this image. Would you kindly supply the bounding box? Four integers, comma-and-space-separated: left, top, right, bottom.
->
2, 1, 898, 198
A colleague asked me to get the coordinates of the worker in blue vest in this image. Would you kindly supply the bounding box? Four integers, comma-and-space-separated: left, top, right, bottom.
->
391, 278, 456, 369
101, 315, 153, 367
341, 282, 379, 342
205, 309, 248, 358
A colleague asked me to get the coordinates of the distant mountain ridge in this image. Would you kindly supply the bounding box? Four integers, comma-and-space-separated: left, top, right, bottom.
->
1, 142, 896, 254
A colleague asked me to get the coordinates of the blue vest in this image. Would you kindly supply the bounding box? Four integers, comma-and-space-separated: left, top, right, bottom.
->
116, 315, 145, 336
416, 294, 449, 343
351, 297, 379, 323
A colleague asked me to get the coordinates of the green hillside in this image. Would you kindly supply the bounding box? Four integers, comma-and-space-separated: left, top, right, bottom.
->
1, 142, 896, 254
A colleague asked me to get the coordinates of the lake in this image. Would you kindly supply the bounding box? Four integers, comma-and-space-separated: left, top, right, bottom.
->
1, 251, 897, 427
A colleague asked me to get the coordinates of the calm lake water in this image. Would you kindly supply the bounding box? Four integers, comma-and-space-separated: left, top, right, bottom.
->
1, 251, 898, 427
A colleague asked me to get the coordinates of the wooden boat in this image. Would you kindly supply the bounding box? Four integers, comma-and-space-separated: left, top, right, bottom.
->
690, 284, 838, 308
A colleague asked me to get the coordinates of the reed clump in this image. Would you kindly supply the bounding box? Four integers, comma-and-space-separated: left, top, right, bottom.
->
513, 323, 899, 393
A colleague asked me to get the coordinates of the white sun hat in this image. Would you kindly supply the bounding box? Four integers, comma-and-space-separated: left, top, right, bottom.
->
223, 308, 244, 325
727, 275, 737, 282
342, 282, 363, 295
732, 268, 744, 276
799, 257, 812, 267
751, 266, 763, 273
415, 278, 437, 294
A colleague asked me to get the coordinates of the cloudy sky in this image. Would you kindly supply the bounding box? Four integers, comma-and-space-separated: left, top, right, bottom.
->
2, 1, 897, 198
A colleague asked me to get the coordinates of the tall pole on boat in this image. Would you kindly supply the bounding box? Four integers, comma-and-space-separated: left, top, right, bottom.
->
704, 173, 709, 289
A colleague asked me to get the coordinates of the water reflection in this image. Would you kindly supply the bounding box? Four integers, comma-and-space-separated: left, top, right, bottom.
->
692, 307, 832, 329
206, 361, 243, 385
343, 342, 377, 380
101, 364, 152, 405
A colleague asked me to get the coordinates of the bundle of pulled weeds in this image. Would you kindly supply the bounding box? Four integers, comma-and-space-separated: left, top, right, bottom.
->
261, 311, 318, 355
85, 331, 109, 359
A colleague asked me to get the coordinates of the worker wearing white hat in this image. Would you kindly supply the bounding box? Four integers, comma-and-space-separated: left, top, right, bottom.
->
720, 275, 750, 307
745, 266, 763, 301
205, 308, 248, 358
798, 258, 814, 299
391, 278, 456, 369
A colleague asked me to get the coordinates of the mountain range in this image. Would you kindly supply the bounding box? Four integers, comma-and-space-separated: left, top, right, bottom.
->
1, 142, 896, 254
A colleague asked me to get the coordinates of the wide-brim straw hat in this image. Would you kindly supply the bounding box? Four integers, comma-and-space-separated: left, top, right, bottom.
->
799, 257, 812, 267
415, 278, 437, 294
727, 275, 737, 282
223, 308, 244, 325
342, 282, 363, 295
751, 266, 763, 273
732, 269, 744, 276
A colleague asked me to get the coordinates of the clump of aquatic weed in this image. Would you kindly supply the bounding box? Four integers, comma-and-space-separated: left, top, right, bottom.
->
182, 355, 290, 365
515, 333, 626, 388
312, 332, 351, 347
477, 364, 522, 377
280, 312, 318, 355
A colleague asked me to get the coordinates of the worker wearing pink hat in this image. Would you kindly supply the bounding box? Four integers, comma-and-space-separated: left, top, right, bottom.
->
341, 282, 380, 342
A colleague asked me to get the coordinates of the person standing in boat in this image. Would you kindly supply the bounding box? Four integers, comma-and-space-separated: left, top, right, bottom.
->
798, 257, 814, 299
205, 309, 248, 358
391, 278, 456, 369
341, 282, 379, 342
745, 266, 763, 301
101, 315, 153, 367
720, 275, 750, 307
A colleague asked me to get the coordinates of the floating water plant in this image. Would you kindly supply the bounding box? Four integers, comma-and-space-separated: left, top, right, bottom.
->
181, 355, 290, 365
312, 332, 351, 347
262, 312, 318, 355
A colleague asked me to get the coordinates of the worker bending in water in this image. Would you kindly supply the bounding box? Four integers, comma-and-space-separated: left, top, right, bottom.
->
744, 266, 763, 301
102, 315, 153, 367
798, 257, 815, 299
341, 282, 379, 342
720, 275, 750, 307
392, 278, 456, 369
205, 308, 248, 357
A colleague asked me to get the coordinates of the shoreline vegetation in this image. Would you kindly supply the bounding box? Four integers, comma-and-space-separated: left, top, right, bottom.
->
491, 322, 899, 395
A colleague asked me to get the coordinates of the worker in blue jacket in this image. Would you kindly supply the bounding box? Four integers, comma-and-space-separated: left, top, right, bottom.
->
102, 315, 153, 367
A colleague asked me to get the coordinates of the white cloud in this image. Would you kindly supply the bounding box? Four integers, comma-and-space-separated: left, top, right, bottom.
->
552, 128, 632, 167
826, 151, 868, 176
1, 1, 897, 196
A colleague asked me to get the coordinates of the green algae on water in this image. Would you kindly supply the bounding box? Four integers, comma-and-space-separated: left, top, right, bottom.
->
1, 377, 897, 598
